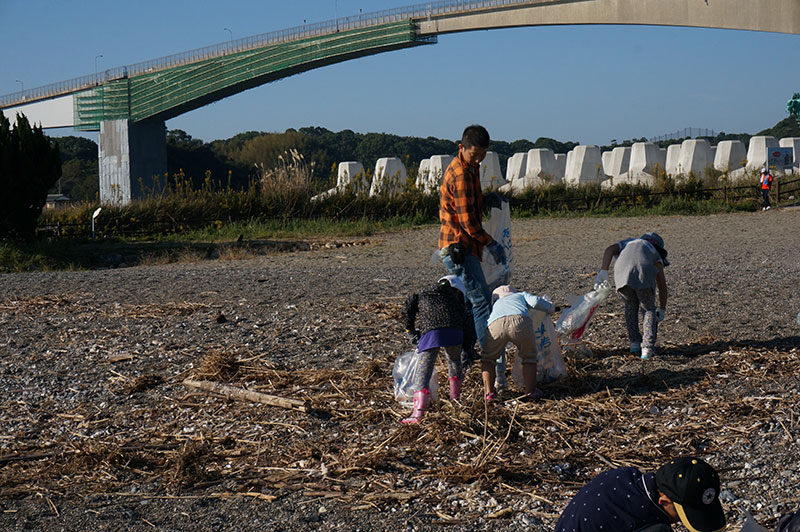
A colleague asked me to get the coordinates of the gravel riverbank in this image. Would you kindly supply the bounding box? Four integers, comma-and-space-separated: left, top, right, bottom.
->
2, 210, 799, 531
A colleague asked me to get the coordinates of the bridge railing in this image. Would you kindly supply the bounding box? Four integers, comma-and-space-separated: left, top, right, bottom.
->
0, 0, 546, 108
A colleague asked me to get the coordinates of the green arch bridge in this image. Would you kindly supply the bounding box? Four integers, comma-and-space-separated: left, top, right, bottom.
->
1, 0, 798, 203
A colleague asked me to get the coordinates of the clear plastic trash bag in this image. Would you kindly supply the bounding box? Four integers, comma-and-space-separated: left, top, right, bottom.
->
555, 281, 613, 338
511, 310, 567, 388
392, 350, 439, 406
481, 200, 514, 287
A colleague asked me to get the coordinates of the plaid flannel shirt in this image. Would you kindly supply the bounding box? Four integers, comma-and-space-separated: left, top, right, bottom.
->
438, 153, 493, 261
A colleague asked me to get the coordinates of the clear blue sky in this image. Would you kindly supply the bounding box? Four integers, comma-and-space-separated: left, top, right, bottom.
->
2, 1, 799, 147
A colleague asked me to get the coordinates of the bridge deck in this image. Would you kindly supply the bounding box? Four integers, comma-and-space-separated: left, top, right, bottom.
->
1, 0, 798, 121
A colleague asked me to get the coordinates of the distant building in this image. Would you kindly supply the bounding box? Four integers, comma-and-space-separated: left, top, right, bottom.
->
45, 194, 71, 209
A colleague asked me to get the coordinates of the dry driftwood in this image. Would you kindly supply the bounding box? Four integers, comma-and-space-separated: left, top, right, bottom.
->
182, 379, 310, 412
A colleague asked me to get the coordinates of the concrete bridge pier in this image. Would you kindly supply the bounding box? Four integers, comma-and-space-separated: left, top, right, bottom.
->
99, 119, 166, 204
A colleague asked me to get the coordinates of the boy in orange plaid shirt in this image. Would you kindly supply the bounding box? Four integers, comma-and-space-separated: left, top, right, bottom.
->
438, 125, 506, 363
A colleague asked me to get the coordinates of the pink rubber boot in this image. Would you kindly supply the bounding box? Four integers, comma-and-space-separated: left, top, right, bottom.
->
448, 376, 462, 400
401, 389, 430, 424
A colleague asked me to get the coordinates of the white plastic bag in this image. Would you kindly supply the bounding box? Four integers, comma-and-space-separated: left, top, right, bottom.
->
392, 350, 438, 406
512, 310, 567, 387
555, 281, 613, 339
481, 200, 514, 288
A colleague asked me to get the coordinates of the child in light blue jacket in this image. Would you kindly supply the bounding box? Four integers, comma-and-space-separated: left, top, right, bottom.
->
481, 285, 554, 402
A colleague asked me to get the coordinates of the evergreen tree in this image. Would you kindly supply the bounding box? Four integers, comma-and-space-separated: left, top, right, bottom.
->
0, 113, 62, 240
57, 136, 99, 201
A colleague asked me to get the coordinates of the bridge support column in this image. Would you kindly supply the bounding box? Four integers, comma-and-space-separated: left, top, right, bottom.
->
98, 119, 166, 204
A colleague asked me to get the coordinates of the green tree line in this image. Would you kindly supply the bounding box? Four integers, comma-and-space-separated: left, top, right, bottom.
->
55, 118, 798, 202
56, 127, 582, 200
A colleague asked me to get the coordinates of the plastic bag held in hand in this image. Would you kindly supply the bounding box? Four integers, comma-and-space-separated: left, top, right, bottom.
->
481, 200, 513, 287
593, 269, 609, 290
512, 310, 567, 386
392, 350, 438, 406
556, 281, 613, 338
406, 330, 420, 345
488, 241, 506, 265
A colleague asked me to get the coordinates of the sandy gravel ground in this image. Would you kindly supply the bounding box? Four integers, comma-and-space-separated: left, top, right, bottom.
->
1, 210, 800, 531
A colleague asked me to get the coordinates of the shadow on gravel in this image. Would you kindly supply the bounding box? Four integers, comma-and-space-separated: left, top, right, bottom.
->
662, 336, 800, 358
554, 367, 708, 400
76, 239, 315, 268
551, 335, 800, 402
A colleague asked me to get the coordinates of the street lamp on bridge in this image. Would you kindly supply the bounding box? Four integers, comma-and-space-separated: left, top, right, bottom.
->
15, 79, 23, 91
94, 54, 104, 83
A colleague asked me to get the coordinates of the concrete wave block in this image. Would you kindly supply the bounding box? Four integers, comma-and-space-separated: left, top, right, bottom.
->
600, 175, 648, 190
370, 157, 407, 197
656, 147, 666, 169
601, 151, 612, 176
311, 187, 340, 202
608, 171, 656, 187
554, 153, 567, 179
506, 152, 527, 182
676, 139, 713, 177
337, 161, 367, 190
498, 182, 513, 195
714, 140, 746, 172
509, 176, 537, 193
416, 159, 431, 189
666, 144, 681, 175
746, 136, 779, 170
426, 155, 453, 191
779, 137, 800, 169
629, 142, 663, 179
564, 145, 606, 185
524, 148, 559, 184
314, 161, 366, 199
480, 151, 507, 189
606, 146, 631, 178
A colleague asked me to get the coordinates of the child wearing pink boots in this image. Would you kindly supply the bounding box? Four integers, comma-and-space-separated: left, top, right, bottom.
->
401, 276, 473, 424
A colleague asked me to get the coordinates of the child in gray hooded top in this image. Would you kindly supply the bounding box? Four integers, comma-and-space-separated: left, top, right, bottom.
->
594, 232, 669, 360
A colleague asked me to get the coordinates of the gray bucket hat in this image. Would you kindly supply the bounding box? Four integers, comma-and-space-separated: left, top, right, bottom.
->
641, 232, 669, 266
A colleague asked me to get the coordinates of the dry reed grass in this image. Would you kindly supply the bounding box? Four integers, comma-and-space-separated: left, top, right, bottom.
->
2, 328, 798, 519
194, 350, 240, 381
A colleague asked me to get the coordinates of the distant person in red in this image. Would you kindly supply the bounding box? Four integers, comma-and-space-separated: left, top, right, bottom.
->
760, 167, 773, 211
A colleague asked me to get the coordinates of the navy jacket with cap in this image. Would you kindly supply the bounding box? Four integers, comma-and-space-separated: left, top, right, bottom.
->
555, 467, 673, 532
